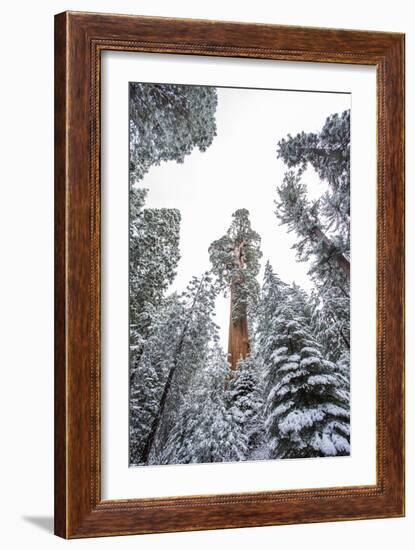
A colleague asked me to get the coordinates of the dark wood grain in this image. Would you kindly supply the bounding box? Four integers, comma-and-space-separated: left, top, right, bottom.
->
54, 11, 68, 539
54, 11, 405, 539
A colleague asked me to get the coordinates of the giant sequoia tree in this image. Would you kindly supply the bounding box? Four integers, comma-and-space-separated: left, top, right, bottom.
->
129, 83, 218, 183
209, 209, 262, 369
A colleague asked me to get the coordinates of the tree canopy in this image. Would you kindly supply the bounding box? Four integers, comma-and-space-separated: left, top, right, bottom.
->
209, 208, 262, 321
129, 187, 181, 340
129, 83, 218, 183
277, 110, 350, 234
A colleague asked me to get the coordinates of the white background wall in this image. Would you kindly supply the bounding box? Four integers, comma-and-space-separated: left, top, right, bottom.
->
0, 0, 412, 548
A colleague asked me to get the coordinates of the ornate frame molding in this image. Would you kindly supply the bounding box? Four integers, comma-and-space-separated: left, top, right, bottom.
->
55, 11, 405, 538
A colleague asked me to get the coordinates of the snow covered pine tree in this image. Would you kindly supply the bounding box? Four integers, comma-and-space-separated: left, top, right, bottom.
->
258, 263, 350, 458
161, 344, 247, 464
227, 357, 265, 455
129, 83, 219, 465
129, 83, 218, 184
146, 273, 222, 464
128, 185, 183, 464
275, 110, 350, 366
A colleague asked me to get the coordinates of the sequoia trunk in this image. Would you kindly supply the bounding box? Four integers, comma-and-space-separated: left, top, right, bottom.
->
227, 283, 250, 370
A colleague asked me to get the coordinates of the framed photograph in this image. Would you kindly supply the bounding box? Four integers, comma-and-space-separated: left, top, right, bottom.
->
54, 11, 405, 538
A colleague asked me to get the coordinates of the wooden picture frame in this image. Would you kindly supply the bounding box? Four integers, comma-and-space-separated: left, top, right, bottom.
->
54, 11, 405, 538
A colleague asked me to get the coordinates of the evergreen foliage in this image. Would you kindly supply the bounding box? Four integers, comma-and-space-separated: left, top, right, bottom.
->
209, 208, 262, 321
275, 111, 350, 363
129, 295, 184, 464
129, 83, 218, 183
128, 95, 351, 467
258, 265, 350, 458
129, 186, 181, 340
311, 286, 350, 362
228, 357, 265, 452
161, 345, 247, 464
128, 82, 219, 466
130, 273, 221, 465
277, 110, 350, 235
275, 171, 349, 284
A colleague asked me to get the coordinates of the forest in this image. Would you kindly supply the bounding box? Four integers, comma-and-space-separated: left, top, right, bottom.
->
129, 82, 350, 466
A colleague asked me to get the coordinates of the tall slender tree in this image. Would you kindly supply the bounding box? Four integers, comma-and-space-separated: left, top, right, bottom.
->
275, 110, 350, 364
146, 273, 220, 463
129, 294, 184, 465
129, 186, 183, 465
275, 171, 349, 282
209, 209, 262, 369
133, 273, 220, 465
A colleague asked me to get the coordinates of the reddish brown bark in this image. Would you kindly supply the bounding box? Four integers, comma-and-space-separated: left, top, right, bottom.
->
227, 240, 251, 370
227, 284, 250, 370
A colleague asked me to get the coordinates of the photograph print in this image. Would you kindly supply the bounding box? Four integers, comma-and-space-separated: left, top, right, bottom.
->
128, 81, 351, 467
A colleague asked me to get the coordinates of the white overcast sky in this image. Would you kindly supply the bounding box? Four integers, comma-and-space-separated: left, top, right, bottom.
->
134, 86, 350, 349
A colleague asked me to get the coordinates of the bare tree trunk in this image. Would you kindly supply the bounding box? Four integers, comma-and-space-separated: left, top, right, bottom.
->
227, 283, 250, 370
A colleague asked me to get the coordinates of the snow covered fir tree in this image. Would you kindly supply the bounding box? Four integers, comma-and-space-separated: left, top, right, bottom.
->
128, 82, 351, 466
